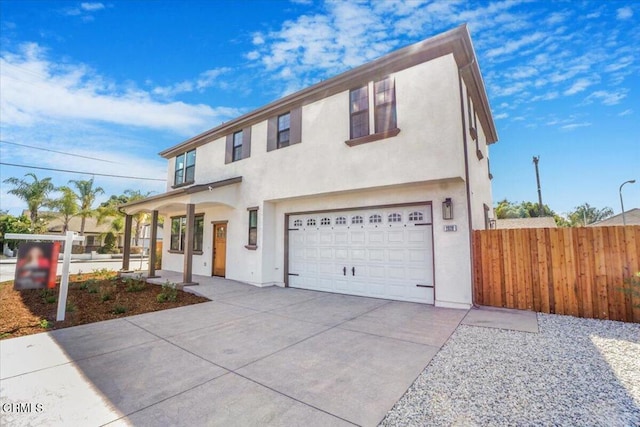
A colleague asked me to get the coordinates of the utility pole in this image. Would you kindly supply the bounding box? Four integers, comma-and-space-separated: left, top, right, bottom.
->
533, 156, 544, 216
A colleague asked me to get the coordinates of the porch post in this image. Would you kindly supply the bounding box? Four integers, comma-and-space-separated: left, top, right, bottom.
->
122, 214, 133, 271
148, 210, 159, 278
183, 204, 196, 284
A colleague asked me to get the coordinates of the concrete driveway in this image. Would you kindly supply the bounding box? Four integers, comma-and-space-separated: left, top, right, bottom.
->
1, 278, 470, 426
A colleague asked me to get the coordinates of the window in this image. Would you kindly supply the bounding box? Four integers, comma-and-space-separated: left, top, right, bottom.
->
320, 217, 331, 226
335, 216, 347, 225
374, 77, 397, 133
351, 215, 363, 225
293, 219, 303, 227
248, 209, 258, 247
307, 218, 316, 227
174, 149, 196, 186
277, 113, 290, 148
170, 214, 204, 252
369, 214, 382, 224
409, 211, 424, 222
267, 108, 301, 151
225, 127, 252, 164
350, 86, 369, 139
233, 131, 243, 162
388, 213, 402, 223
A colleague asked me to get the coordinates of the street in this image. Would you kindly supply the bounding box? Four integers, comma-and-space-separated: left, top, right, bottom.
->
0, 259, 149, 283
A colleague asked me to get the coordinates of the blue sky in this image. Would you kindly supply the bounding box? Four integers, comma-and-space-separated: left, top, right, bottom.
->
0, 0, 638, 218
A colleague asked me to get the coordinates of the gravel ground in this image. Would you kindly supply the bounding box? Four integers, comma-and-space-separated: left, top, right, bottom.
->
380, 313, 640, 427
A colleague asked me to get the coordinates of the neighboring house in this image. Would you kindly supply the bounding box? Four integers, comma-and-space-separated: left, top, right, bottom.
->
121, 25, 498, 309
495, 217, 557, 229
588, 208, 640, 226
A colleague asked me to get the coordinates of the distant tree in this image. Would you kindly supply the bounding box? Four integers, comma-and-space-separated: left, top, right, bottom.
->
0, 214, 34, 251
97, 190, 153, 246
3, 173, 54, 224
494, 199, 568, 227
568, 203, 614, 227
69, 178, 104, 237
50, 187, 79, 233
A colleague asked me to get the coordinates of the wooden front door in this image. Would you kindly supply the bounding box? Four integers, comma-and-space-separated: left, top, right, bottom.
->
212, 223, 227, 277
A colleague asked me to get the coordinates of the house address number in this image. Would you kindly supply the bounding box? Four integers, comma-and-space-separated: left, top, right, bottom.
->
444, 225, 457, 232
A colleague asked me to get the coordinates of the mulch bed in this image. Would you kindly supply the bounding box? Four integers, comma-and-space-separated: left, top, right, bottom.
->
0, 272, 209, 340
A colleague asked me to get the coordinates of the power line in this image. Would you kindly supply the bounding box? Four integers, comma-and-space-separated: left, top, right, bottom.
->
0, 162, 166, 181
0, 140, 119, 164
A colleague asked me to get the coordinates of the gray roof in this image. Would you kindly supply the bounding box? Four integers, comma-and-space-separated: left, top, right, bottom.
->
495, 217, 557, 229
588, 208, 640, 226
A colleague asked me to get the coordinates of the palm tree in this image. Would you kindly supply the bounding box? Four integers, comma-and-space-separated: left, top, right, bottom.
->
3, 173, 55, 224
124, 190, 153, 246
96, 191, 152, 247
69, 178, 104, 237
50, 186, 79, 233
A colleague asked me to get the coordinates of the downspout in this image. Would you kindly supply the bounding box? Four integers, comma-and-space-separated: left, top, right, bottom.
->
457, 59, 478, 309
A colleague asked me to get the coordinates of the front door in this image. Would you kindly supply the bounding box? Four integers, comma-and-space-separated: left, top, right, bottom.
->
212, 223, 227, 277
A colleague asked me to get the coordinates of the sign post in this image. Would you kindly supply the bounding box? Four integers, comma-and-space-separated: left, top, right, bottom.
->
6, 231, 84, 321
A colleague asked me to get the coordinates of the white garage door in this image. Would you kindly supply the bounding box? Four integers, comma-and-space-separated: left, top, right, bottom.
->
288, 205, 434, 304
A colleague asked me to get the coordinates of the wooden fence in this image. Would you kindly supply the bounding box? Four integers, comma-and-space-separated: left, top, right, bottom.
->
473, 226, 640, 323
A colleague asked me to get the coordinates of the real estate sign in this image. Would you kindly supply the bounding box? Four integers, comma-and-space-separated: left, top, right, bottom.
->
14, 242, 60, 290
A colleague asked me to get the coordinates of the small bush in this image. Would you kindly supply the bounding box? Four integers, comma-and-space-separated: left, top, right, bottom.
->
45, 295, 57, 304
93, 268, 115, 280
40, 289, 56, 304
71, 245, 86, 254
66, 302, 76, 312
40, 319, 51, 329
157, 282, 178, 303
620, 272, 640, 308
113, 305, 127, 314
101, 294, 112, 302
99, 283, 116, 302
125, 278, 146, 292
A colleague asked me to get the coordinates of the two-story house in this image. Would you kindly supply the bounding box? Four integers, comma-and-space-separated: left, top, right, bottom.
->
121, 24, 497, 309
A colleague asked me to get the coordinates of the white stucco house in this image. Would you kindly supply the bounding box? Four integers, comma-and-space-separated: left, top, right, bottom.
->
120, 24, 498, 309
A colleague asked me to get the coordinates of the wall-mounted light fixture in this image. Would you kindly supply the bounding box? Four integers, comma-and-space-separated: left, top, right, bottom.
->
443, 198, 453, 220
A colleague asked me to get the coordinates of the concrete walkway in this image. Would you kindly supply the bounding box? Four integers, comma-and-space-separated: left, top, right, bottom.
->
0, 276, 538, 426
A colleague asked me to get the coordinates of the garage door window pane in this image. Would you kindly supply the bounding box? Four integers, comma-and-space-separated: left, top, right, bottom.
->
320, 218, 331, 226
388, 213, 402, 223
335, 216, 347, 225
351, 216, 363, 224
307, 218, 316, 226
409, 211, 424, 222
369, 214, 382, 224
293, 219, 303, 227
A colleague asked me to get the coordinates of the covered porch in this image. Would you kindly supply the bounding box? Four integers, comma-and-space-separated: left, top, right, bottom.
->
118, 177, 242, 286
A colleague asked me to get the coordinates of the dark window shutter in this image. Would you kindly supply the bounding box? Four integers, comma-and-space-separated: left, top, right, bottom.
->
242, 126, 252, 159
267, 116, 277, 152
225, 134, 234, 164
290, 107, 302, 146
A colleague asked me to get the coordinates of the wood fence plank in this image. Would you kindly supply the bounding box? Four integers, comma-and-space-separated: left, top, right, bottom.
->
563, 228, 579, 317
593, 227, 609, 319
528, 229, 541, 312
535, 228, 550, 313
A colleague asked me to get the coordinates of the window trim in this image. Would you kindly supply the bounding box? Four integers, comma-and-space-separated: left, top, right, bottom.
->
246, 207, 258, 250
169, 213, 204, 254
373, 77, 397, 134
349, 85, 369, 139
173, 149, 196, 188
232, 130, 243, 162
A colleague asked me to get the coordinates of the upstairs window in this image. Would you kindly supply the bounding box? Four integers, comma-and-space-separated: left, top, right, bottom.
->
277, 113, 291, 148
233, 131, 243, 161
174, 149, 196, 186
350, 86, 369, 139
374, 77, 397, 133
225, 127, 252, 164
267, 108, 302, 151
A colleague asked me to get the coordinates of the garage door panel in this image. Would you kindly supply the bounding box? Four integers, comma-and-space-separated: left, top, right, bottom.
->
289, 205, 434, 304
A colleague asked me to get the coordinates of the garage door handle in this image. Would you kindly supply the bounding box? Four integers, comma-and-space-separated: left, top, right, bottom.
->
352, 267, 355, 276
343, 267, 346, 276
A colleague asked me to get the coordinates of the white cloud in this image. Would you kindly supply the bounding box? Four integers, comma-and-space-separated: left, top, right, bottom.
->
585, 90, 627, 106
494, 113, 509, 119
616, 7, 633, 20
561, 122, 591, 130
531, 91, 559, 101
563, 78, 597, 96
618, 109, 632, 116
0, 43, 241, 135
485, 32, 547, 58
81, 2, 105, 11
152, 67, 233, 97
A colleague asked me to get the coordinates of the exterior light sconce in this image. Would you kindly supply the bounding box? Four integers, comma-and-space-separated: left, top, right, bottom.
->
442, 198, 453, 220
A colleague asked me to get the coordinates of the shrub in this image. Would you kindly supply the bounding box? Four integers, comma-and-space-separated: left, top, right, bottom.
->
113, 305, 127, 314
125, 277, 146, 292
620, 272, 640, 308
40, 319, 51, 329
157, 282, 178, 303
98, 232, 118, 254
99, 283, 116, 302
71, 245, 85, 254
40, 289, 56, 304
